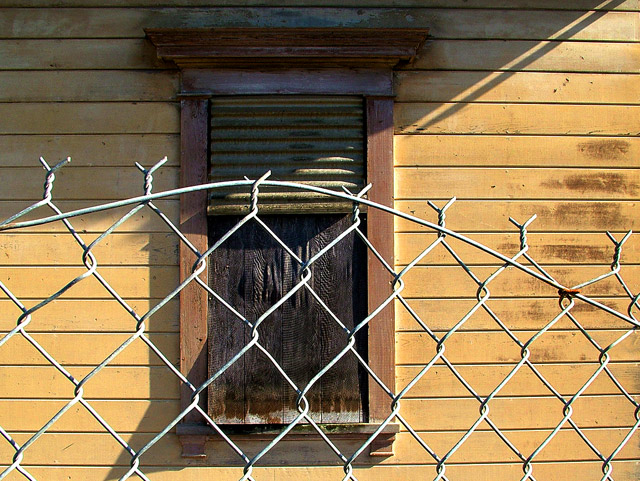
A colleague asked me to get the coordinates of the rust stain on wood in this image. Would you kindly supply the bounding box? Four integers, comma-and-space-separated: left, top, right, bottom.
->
539, 244, 605, 262
577, 139, 630, 160
541, 172, 636, 195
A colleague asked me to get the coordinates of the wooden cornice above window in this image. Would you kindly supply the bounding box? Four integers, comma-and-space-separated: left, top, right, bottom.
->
145, 27, 429, 68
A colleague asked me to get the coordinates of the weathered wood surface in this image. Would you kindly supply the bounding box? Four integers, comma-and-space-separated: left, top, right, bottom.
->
0, 71, 179, 102
394, 135, 639, 167
0, 134, 180, 167
2, 1, 639, 9
0, 395, 635, 433
412, 40, 640, 73
1, 8, 637, 41
0, 366, 180, 399
365, 97, 396, 423
4, 463, 640, 481
0, 103, 179, 134
208, 215, 366, 424
177, 97, 209, 422
4, 40, 638, 73
399, 395, 640, 430
0, 429, 638, 466
400, 265, 640, 298
396, 298, 638, 331
2, 362, 636, 400
0, 266, 179, 298
0, 39, 170, 70
395, 167, 640, 199
396, 330, 640, 364
0, 233, 179, 266
394, 200, 640, 232
0, 200, 180, 233
396, 363, 640, 397
394, 103, 640, 136
396, 232, 640, 266
396, 71, 640, 104
0, 299, 179, 332
0, 333, 178, 365
0, 2, 637, 478
0, 167, 178, 200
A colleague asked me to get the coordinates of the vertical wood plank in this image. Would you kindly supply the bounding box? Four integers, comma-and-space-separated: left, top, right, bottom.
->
366, 97, 395, 423
179, 97, 209, 423
208, 217, 248, 423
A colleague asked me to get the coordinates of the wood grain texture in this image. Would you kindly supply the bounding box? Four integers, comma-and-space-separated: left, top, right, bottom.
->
0, 200, 180, 233
178, 97, 209, 422
394, 103, 640, 135
0, 333, 178, 366
396, 297, 638, 332
0, 266, 179, 299
146, 27, 428, 68
1, 1, 639, 9
412, 40, 640, 73
394, 200, 640, 232
0, 134, 180, 167
4, 38, 637, 73
0, 39, 170, 70
396, 71, 640, 104
396, 363, 640, 397
0, 233, 179, 266
399, 265, 640, 298
394, 135, 640, 168
0, 103, 179, 134
396, 330, 640, 364
1, 8, 637, 41
396, 232, 640, 266
394, 167, 640, 200
0, 1, 638, 476
1, 428, 638, 466
4, 463, 640, 481
0, 167, 178, 200
183, 68, 393, 96
365, 97, 396, 423
0, 366, 180, 399
0, 299, 179, 333
399, 395, 640, 431
207, 215, 366, 423
0, 396, 634, 433
0, 71, 179, 102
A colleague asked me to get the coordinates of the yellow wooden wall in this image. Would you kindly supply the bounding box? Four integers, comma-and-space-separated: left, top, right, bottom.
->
0, 1, 638, 480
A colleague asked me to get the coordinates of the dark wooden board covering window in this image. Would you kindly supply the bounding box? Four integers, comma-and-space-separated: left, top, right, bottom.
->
208, 215, 368, 424
208, 95, 369, 425
146, 26, 429, 458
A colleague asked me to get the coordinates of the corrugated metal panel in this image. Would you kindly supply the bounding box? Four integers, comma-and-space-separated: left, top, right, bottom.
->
208, 96, 365, 214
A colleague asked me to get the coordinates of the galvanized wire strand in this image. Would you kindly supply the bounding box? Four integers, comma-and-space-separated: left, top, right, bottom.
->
3, 177, 636, 327
392, 203, 537, 477
1, 159, 639, 481
0, 161, 149, 481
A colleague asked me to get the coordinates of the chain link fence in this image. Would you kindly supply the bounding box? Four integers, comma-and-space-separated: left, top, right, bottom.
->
1, 157, 639, 481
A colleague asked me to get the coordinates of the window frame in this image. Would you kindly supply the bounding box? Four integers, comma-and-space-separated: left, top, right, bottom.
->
146, 27, 428, 459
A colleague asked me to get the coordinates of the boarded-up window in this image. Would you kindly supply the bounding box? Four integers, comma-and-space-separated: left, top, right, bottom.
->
207, 96, 369, 424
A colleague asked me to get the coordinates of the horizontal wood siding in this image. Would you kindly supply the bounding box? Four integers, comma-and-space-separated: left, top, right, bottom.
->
391, 3, 640, 481
0, 2, 638, 481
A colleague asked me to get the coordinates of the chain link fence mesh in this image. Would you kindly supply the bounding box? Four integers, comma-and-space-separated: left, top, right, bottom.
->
1, 157, 638, 481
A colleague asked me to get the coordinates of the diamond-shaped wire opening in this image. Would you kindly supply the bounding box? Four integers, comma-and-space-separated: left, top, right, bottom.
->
1, 166, 639, 481
206, 213, 369, 427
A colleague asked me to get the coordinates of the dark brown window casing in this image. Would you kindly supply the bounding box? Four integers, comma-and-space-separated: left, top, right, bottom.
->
146, 27, 428, 459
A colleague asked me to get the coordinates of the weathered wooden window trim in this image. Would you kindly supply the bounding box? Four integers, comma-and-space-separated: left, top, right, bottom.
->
146, 27, 428, 459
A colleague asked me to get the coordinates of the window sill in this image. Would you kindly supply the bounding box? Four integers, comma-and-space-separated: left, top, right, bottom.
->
176, 422, 399, 459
